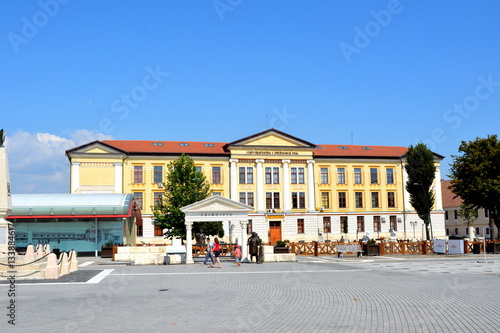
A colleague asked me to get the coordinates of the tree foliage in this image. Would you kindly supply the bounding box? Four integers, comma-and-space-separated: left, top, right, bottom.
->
449, 135, 500, 239
152, 153, 223, 239
405, 143, 436, 240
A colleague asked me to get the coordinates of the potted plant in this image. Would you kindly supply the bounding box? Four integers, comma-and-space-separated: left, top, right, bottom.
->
101, 240, 114, 258
364, 238, 380, 256
274, 240, 290, 254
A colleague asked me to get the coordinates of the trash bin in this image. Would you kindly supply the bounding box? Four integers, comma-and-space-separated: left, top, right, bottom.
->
473, 243, 481, 254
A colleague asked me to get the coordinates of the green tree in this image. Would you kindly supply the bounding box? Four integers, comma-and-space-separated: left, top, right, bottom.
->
405, 143, 436, 240
457, 204, 478, 240
449, 135, 500, 240
152, 153, 223, 240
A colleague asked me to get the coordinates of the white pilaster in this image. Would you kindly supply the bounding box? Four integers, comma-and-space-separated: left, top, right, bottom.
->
240, 220, 249, 263
0, 147, 12, 253
230, 158, 238, 201
114, 162, 123, 194
307, 160, 316, 212
434, 166, 443, 211
256, 159, 265, 213
185, 221, 194, 264
282, 160, 291, 212
70, 162, 80, 193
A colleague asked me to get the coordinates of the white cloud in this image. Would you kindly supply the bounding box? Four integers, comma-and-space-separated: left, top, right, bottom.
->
4, 130, 112, 194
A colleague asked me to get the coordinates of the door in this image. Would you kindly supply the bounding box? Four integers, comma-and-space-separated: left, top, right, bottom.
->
269, 221, 282, 245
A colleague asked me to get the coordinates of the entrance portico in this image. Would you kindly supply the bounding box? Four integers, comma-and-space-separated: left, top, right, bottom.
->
181, 196, 253, 264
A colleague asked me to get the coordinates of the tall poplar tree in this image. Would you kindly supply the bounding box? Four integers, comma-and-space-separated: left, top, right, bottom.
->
449, 135, 500, 240
152, 153, 222, 240
405, 143, 436, 240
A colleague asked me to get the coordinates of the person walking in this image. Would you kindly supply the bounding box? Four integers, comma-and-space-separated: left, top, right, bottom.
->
202, 237, 214, 266
210, 237, 222, 268
234, 244, 241, 266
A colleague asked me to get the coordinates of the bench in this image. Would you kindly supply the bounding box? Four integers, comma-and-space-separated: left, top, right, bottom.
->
164, 251, 186, 264
335, 244, 363, 257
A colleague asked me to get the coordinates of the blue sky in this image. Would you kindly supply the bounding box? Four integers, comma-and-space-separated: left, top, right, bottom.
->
2, 0, 500, 193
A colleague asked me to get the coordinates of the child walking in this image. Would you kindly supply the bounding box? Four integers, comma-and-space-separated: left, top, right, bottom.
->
234, 244, 241, 266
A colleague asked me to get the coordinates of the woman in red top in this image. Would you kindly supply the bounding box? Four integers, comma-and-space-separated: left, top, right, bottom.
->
210, 237, 222, 268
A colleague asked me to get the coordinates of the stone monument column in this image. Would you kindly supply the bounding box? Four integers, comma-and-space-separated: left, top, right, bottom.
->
0, 130, 13, 254
185, 221, 194, 264
240, 220, 249, 263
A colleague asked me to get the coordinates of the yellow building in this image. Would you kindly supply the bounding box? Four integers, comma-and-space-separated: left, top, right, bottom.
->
66, 129, 445, 243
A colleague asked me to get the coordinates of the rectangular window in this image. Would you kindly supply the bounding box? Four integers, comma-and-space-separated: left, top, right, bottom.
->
195, 166, 202, 173
265, 167, 272, 184
386, 168, 394, 184
292, 192, 306, 209
320, 167, 329, 184
137, 224, 143, 237
323, 216, 331, 233
153, 192, 163, 206
212, 166, 221, 184
247, 220, 252, 234
291, 167, 305, 184
370, 168, 378, 184
454, 228, 459, 235
239, 167, 254, 184
239, 192, 254, 207
466, 227, 469, 235
153, 166, 163, 183
134, 166, 143, 183
354, 168, 362, 184
297, 219, 305, 234
266, 192, 280, 209
340, 216, 348, 234
357, 216, 365, 232
133, 192, 143, 210
338, 192, 347, 208
445, 210, 449, 220
454, 210, 458, 219
154, 225, 163, 236
387, 192, 396, 208
476, 227, 480, 235
321, 192, 330, 209
355, 192, 363, 208
371, 192, 379, 208
273, 167, 280, 184
373, 216, 381, 232
212, 192, 222, 196
337, 168, 346, 184
390, 215, 397, 231
485, 209, 489, 218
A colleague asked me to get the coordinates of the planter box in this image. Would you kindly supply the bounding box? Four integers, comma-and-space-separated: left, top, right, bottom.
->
363, 244, 380, 256
100, 246, 113, 258
486, 242, 500, 254
274, 246, 290, 254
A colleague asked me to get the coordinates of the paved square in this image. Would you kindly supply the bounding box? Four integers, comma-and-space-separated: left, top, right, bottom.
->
2, 255, 500, 332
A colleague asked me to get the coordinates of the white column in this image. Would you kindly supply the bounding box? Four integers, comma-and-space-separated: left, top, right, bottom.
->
185, 221, 194, 264
282, 160, 291, 212
307, 160, 316, 212
0, 147, 13, 254
70, 162, 80, 193
230, 158, 238, 201
434, 166, 443, 210
256, 159, 265, 213
114, 162, 123, 193
240, 220, 249, 263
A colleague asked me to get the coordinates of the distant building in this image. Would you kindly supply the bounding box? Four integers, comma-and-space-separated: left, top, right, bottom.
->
65, 129, 446, 243
441, 180, 491, 239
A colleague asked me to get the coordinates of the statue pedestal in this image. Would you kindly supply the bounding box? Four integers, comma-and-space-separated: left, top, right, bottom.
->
0, 147, 13, 254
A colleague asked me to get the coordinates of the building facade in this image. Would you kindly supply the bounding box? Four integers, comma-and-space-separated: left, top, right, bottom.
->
441, 180, 492, 240
66, 129, 446, 243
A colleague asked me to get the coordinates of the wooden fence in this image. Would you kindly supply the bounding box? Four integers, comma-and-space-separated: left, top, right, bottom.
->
287, 240, 500, 256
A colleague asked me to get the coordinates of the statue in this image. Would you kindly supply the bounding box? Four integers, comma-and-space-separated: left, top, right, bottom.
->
247, 232, 262, 263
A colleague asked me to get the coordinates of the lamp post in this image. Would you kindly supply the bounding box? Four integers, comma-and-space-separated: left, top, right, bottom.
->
410, 221, 418, 239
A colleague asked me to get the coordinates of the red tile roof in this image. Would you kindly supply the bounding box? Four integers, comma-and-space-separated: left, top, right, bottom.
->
101, 140, 409, 159
102, 140, 229, 155
441, 179, 462, 208
313, 144, 408, 158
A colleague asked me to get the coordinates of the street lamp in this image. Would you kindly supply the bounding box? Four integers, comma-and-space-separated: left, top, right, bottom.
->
410, 221, 418, 239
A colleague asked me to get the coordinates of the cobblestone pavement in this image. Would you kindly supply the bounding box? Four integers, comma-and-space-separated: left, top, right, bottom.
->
1, 255, 500, 332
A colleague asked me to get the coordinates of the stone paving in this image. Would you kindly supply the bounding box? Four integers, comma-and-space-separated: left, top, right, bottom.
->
1, 254, 500, 332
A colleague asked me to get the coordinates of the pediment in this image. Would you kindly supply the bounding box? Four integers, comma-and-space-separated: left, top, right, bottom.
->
181, 196, 253, 213
228, 129, 317, 149
66, 141, 127, 156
